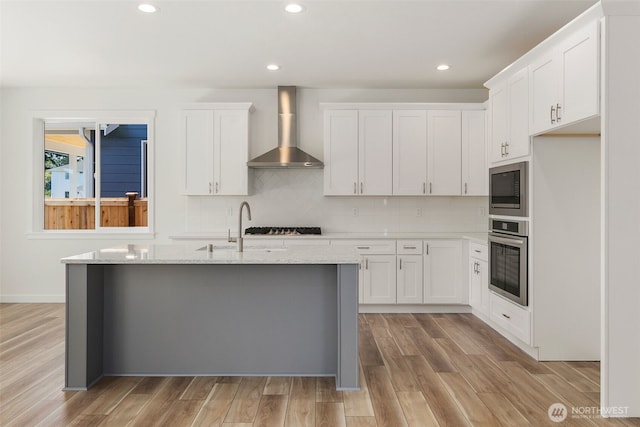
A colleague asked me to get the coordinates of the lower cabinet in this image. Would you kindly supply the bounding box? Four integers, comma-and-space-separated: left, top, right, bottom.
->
361, 254, 397, 304
397, 255, 424, 304
396, 240, 423, 303
330, 238, 465, 305
469, 242, 489, 317
423, 239, 465, 304
330, 240, 396, 304
489, 292, 531, 344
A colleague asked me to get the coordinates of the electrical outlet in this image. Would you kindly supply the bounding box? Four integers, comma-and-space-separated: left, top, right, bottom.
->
352, 208, 359, 217
478, 207, 485, 216
227, 207, 233, 216
416, 208, 423, 217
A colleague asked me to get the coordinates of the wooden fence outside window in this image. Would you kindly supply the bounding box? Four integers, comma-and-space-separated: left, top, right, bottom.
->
44, 195, 147, 229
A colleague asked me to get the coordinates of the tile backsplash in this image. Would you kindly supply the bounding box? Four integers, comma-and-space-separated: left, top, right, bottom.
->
185, 169, 488, 233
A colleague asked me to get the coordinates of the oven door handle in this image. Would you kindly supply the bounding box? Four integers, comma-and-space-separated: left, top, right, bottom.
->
489, 234, 525, 246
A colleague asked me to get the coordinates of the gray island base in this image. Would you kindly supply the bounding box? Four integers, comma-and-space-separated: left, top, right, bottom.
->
63, 244, 360, 391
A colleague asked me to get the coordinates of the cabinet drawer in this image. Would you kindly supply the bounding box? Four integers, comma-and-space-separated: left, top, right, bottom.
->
284, 239, 330, 247
490, 293, 531, 344
396, 240, 422, 255
331, 240, 396, 255
469, 242, 488, 262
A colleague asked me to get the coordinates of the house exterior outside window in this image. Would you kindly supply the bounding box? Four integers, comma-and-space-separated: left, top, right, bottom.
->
32, 111, 155, 235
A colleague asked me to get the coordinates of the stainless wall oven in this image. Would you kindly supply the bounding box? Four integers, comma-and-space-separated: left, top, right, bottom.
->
489, 218, 528, 306
489, 161, 528, 217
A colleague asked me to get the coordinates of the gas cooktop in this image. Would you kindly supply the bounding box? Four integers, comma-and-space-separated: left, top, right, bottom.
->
245, 227, 322, 236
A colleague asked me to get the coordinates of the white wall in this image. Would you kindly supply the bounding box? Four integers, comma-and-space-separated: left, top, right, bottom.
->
600, 8, 640, 417
0, 86, 488, 302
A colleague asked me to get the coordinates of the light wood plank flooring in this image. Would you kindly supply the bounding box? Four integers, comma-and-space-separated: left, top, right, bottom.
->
1, 304, 639, 426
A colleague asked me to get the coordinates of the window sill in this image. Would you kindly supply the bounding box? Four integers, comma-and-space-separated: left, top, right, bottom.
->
26, 230, 156, 240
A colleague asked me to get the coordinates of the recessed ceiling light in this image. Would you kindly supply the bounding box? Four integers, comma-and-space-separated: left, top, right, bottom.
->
266, 64, 281, 71
436, 64, 450, 71
138, 3, 158, 13
284, 3, 304, 13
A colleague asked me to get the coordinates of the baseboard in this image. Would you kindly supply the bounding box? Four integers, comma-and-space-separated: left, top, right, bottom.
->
359, 304, 472, 314
0, 295, 65, 303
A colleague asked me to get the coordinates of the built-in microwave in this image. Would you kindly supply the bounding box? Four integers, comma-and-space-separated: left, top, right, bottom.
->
489, 161, 528, 217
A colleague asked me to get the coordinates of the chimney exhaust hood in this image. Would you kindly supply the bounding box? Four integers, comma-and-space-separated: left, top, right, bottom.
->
247, 86, 323, 168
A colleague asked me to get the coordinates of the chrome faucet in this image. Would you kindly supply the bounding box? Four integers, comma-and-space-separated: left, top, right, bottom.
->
228, 201, 252, 252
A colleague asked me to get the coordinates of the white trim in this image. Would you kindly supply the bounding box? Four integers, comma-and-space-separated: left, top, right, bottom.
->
0, 295, 65, 303
358, 304, 472, 314
319, 102, 485, 111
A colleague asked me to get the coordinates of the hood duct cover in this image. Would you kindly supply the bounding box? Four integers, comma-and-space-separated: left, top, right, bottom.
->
247, 86, 323, 168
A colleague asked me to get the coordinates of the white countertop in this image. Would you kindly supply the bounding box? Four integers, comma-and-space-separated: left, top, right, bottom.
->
170, 232, 488, 244
61, 243, 362, 265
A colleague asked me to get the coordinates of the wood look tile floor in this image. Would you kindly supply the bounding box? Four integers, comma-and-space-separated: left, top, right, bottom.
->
1, 304, 639, 427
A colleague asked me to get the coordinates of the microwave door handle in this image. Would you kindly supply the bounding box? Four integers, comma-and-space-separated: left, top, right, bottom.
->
490, 235, 525, 246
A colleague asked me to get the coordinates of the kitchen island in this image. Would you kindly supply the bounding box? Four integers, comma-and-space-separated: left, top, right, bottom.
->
62, 244, 360, 391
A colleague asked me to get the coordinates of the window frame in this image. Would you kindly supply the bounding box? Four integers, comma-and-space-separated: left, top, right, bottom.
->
30, 110, 156, 237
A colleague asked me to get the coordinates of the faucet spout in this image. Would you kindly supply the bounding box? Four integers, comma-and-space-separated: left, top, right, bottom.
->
236, 201, 252, 252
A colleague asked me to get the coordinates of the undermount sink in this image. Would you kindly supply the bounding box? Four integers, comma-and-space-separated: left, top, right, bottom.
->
196, 245, 286, 253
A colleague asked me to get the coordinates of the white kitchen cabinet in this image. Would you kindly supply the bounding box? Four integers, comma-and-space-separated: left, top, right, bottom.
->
396, 240, 423, 304
489, 67, 529, 163
362, 254, 397, 304
489, 292, 531, 345
323, 109, 392, 196
529, 19, 599, 135
323, 110, 359, 195
423, 239, 465, 304
283, 239, 330, 247
461, 110, 487, 195
181, 105, 251, 195
330, 240, 396, 304
469, 242, 489, 317
392, 110, 428, 195
427, 110, 462, 195
358, 110, 393, 195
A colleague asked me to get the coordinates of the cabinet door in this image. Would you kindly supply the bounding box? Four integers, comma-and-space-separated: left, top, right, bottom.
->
397, 255, 423, 304
461, 110, 487, 195
427, 110, 462, 195
182, 109, 214, 195
561, 20, 599, 126
423, 240, 464, 304
214, 110, 249, 195
529, 52, 562, 135
393, 110, 427, 195
324, 110, 359, 195
507, 68, 530, 159
489, 83, 508, 163
469, 258, 489, 315
359, 110, 393, 195
362, 254, 396, 304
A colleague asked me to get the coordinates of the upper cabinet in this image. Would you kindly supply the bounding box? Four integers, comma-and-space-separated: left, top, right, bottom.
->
392, 110, 428, 195
323, 110, 359, 195
427, 110, 462, 195
461, 110, 487, 195
529, 20, 600, 135
323, 109, 393, 196
323, 104, 486, 197
359, 110, 394, 195
181, 104, 252, 196
489, 67, 530, 164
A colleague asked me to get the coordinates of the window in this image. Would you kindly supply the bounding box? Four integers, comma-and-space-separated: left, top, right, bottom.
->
32, 111, 155, 234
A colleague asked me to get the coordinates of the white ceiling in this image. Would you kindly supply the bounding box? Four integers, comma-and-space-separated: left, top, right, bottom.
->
0, 0, 598, 90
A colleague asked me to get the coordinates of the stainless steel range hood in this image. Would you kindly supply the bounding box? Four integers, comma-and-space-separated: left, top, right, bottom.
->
247, 86, 323, 168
